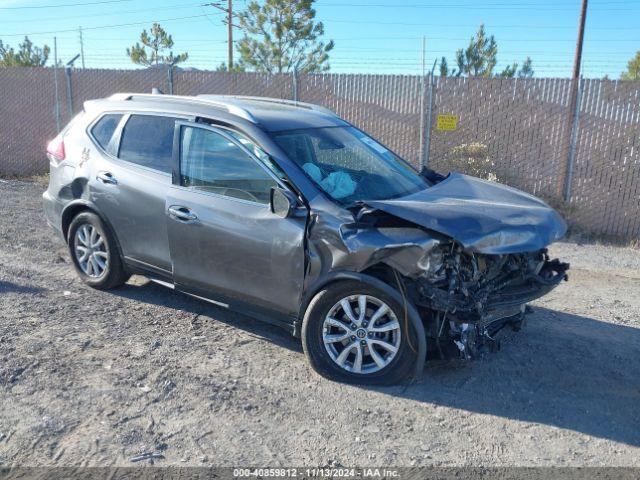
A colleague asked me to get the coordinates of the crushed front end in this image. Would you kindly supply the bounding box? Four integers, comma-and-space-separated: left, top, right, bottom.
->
408, 244, 569, 359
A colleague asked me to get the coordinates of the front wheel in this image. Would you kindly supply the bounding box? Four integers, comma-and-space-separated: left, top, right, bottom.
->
302, 280, 418, 385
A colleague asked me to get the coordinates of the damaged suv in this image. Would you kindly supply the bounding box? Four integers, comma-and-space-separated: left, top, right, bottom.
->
43, 94, 569, 384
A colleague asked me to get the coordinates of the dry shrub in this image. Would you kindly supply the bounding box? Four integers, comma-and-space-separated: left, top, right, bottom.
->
538, 195, 577, 219
0, 172, 49, 186
440, 143, 510, 183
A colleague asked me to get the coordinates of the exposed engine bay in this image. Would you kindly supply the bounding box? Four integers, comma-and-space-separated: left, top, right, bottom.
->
409, 244, 569, 359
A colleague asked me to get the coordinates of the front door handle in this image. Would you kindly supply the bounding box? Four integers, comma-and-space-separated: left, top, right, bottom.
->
168, 205, 198, 222
96, 171, 117, 185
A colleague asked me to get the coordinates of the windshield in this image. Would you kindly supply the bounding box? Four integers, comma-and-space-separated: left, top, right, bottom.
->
271, 126, 429, 204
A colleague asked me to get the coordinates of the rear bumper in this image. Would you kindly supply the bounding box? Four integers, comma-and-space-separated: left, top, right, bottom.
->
42, 190, 65, 240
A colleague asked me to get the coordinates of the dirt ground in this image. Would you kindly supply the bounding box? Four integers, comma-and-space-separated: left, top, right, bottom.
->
0, 179, 639, 467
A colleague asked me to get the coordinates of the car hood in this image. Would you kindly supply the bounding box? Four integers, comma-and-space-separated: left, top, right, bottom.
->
365, 173, 567, 254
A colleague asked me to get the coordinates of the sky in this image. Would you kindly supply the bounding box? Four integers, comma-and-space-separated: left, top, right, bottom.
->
0, 0, 639, 78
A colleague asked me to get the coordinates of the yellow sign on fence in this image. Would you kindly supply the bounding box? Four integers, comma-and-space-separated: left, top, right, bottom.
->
437, 114, 459, 131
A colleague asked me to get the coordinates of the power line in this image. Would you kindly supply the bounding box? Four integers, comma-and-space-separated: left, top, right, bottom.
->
0, 14, 211, 37
0, 2, 212, 24
70, 49, 628, 65
318, 19, 640, 30
24, 22, 635, 43
70, 53, 628, 68
71, 40, 635, 57
61, 53, 618, 75
315, 1, 639, 10
58, 47, 631, 65
0, 0, 132, 9
4, 7, 638, 31
332, 50, 632, 58
328, 36, 640, 43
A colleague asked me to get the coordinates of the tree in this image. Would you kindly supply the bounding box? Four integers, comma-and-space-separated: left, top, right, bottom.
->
454, 24, 497, 77
620, 50, 640, 80
0, 37, 50, 67
499, 63, 518, 78
126, 23, 188, 67
440, 26, 534, 78
215, 61, 246, 72
439, 56, 449, 77
518, 57, 534, 78
236, 0, 334, 74
498, 58, 533, 78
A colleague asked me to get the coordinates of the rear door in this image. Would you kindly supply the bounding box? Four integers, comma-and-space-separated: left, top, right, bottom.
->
166, 121, 307, 316
89, 112, 184, 275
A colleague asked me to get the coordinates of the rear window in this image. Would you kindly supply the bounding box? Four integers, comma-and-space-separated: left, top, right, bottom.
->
118, 114, 178, 173
90, 113, 122, 150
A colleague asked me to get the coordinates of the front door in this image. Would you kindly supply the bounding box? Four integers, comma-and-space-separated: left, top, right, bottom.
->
166, 122, 307, 316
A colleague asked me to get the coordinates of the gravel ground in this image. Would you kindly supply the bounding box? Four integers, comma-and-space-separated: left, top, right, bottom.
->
0, 179, 639, 467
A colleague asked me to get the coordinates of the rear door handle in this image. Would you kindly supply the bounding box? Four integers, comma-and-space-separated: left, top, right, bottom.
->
96, 171, 117, 185
168, 205, 198, 222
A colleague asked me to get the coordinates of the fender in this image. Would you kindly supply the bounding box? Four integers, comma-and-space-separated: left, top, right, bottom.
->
296, 270, 426, 380
60, 199, 125, 260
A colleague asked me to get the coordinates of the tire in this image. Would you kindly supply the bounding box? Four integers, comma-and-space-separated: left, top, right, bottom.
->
302, 280, 418, 385
67, 211, 129, 290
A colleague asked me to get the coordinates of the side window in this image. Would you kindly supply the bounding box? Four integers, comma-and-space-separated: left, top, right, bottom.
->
180, 126, 277, 204
118, 114, 178, 173
90, 113, 122, 150
225, 129, 287, 180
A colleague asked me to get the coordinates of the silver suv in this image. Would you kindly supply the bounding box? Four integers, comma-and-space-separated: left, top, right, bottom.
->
43, 94, 569, 384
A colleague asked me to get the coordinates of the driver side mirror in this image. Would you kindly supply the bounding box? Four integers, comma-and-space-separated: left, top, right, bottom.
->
270, 187, 298, 218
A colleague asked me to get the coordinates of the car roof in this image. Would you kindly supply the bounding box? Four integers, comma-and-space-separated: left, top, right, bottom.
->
85, 93, 349, 132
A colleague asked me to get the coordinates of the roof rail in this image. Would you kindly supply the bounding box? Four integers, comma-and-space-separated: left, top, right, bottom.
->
106, 92, 257, 123
108, 93, 134, 101
198, 95, 338, 117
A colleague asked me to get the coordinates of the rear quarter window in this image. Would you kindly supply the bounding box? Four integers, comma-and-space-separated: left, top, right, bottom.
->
90, 113, 122, 150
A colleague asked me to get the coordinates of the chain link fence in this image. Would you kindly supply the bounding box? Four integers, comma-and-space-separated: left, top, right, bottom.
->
0, 67, 638, 239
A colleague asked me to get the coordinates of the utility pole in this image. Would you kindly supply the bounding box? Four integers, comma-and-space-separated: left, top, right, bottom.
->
65, 54, 80, 119
419, 37, 426, 168
78, 26, 85, 68
424, 59, 438, 169
228, 0, 233, 69
53, 37, 61, 132
558, 0, 588, 200
207, 1, 239, 70
572, 0, 588, 79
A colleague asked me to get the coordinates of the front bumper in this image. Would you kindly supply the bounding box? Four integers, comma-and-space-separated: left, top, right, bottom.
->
415, 257, 569, 323
414, 253, 569, 360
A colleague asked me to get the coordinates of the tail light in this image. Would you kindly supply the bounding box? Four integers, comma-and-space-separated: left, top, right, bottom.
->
46, 134, 66, 162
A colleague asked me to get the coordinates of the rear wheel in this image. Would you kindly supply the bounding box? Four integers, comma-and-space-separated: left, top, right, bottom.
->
302, 281, 418, 385
67, 211, 129, 289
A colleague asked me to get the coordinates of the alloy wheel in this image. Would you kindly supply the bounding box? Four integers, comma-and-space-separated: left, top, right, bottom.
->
322, 294, 401, 374
74, 223, 108, 278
